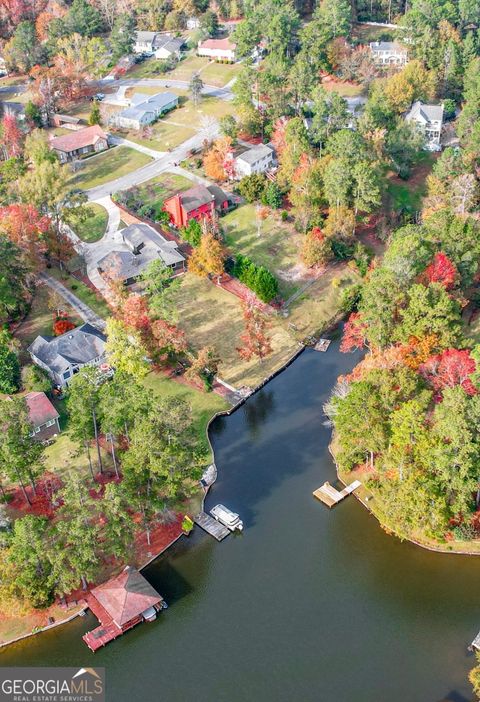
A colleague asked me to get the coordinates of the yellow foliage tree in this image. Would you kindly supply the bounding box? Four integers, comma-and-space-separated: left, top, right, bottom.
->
188, 232, 225, 278
384, 60, 436, 114
203, 136, 233, 182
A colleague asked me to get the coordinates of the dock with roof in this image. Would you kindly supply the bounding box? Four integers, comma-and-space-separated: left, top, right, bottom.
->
313, 480, 362, 508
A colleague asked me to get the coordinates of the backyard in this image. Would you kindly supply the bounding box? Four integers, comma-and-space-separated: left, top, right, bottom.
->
385, 152, 437, 216
172, 274, 298, 388
222, 205, 305, 299
66, 146, 151, 190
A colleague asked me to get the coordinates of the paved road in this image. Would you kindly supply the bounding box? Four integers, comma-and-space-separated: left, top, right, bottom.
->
86, 125, 220, 200
39, 272, 106, 330
100, 77, 233, 101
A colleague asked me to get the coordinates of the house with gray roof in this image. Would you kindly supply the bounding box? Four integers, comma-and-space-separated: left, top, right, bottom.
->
113, 92, 179, 130
405, 101, 444, 149
28, 323, 107, 388
369, 41, 408, 66
97, 223, 185, 286
234, 143, 276, 178
134, 31, 184, 59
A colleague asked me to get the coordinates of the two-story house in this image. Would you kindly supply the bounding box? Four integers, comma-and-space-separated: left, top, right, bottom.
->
369, 41, 408, 66
234, 144, 276, 178
28, 323, 107, 388
134, 31, 184, 59
405, 101, 444, 149
163, 184, 233, 228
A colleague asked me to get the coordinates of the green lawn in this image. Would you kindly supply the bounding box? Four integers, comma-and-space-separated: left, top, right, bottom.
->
13, 285, 82, 363
163, 95, 235, 128
385, 152, 436, 215
172, 274, 298, 388
48, 267, 111, 319
199, 61, 242, 87
126, 59, 172, 80
321, 79, 365, 98
122, 120, 196, 152
142, 371, 228, 450
167, 55, 210, 82
123, 171, 192, 205
66, 146, 151, 190
222, 205, 304, 298
73, 203, 109, 242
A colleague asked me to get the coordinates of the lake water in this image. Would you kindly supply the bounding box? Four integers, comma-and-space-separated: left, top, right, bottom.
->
1, 342, 479, 702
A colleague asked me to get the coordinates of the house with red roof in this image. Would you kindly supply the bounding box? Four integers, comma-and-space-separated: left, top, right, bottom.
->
25, 391, 60, 442
163, 183, 233, 228
83, 566, 165, 651
197, 38, 236, 62
50, 125, 109, 163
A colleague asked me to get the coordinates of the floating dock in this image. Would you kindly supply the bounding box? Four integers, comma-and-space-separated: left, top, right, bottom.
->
314, 338, 331, 352
470, 631, 480, 651
313, 480, 362, 508
193, 512, 230, 541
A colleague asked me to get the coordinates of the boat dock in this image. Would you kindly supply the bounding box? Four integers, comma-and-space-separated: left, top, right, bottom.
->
469, 631, 480, 651
314, 338, 331, 352
313, 480, 362, 508
194, 512, 230, 541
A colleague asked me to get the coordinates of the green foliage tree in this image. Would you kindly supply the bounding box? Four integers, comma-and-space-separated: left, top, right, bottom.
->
66, 0, 103, 36
0, 331, 20, 393
88, 100, 101, 126
110, 14, 136, 62
237, 173, 266, 202
9, 516, 53, 608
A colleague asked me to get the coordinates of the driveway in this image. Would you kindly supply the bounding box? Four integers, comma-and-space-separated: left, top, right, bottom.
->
39, 272, 106, 330
99, 77, 233, 101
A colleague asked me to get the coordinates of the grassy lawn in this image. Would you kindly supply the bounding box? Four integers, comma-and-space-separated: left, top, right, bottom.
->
73, 203, 109, 242
123, 120, 196, 151
48, 266, 111, 319
13, 285, 82, 363
142, 371, 228, 449
352, 22, 395, 44
385, 152, 436, 215
167, 55, 210, 82
163, 95, 235, 127
126, 59, 172, 80
222, 205, 304, 299
199, 61, 242, 87
284, 263, 362, 339
66, 146, 151, 190
126, 86, 188, 98
172, 274, 298, 388
321, 79, 365, 98
125, 171, 192, 204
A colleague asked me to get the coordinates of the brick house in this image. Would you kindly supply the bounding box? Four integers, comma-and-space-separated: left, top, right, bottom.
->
163, 184, 232, 228
25, 392, 60, 441
50, 125, 109, 163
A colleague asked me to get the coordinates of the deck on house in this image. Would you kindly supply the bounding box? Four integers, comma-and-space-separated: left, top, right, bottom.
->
194, 511, 230, 541
82, 594, 122, 652
313, 480, 362, 508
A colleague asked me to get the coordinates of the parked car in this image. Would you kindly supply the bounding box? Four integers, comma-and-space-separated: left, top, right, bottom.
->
90, 92, 105, 101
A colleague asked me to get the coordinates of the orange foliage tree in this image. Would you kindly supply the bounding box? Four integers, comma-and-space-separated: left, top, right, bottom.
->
237, 297, 272, 362
53, 318, 76, 336
0, 203, 50, 268
203, 136, 234, 182
188, 232, 225, 279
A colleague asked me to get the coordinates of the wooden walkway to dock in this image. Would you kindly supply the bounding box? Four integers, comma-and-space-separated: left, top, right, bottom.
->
194, 512, 230, 541
313, 480, 362, 508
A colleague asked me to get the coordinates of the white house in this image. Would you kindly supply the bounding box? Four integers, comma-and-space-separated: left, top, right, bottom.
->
113, 91, 179, 130
369, 41, 408, 66
405, 101, 444, 149
134, 31, 184, 59
234, 144, 276, 178
197, 38, 236, 62
28, 324, 107, 388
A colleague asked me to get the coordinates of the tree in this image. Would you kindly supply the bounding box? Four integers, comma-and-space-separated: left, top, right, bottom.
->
67, 367, 105, 476
301, 227, 332, 268
0, 203, 50, 269
1, 114, 23, 159
24, 129, 57, 166
314, 0, 351, 44
140, 259, 180, 323
422, 252, 458, 290
203, 136, 234, 182
310, 87, 350, 150
262, 182, 283, 209
419, 349, 477, 396
110, 13, 135, 62
8, 516, 53, 607
185, 346, 220, 391
340, 312, 369, 352
99, 371, 152, 446
21, 364, 51, 393
0, 331, 20, 393
122, 293, 151, 335
4, 21, 43, 73
188, 232, 225, 278
105, 318, 150, 379
238, 173, 266, 203
0, 236, 31, 324
180, 218, 202, 247
66, 0, 102, 36
219, 114, 238, 140
101, 483, 135, 559
237, 298, 273, 362
289, 155, 324, 231
396, 283, 462, 348
151, 319, 187, 360
189, 72, 204, 106
88, 99, 101, 126
0, 396, 43, 504
199, 9, 218, 36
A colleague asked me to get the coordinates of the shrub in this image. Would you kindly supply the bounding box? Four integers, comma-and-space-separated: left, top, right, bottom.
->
181, 219, 202, 247
237, 173, 266, 203
281, 210, 289, 221
339, 283, 363, 314
233, 254, 278, 302
331, 239, 355, 260
53, 318, 76, 336
261, 182, 283, 209
21, 364, 51, 393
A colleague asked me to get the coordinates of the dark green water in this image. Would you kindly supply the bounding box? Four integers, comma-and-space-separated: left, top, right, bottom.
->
1, 343, 479, 702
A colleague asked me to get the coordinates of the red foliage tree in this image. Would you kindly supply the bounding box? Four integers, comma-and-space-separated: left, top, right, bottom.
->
0, 203, 50, 268
271, 117, 288, 156
53, 318, 76, 336
236, 297, 272, 362
151, 319, 187, 357
340, 312, 369, 353
122, 294, 151, 333
2, 114, 23, 158
419, 348, 477, 396
422, 252, 458, 290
